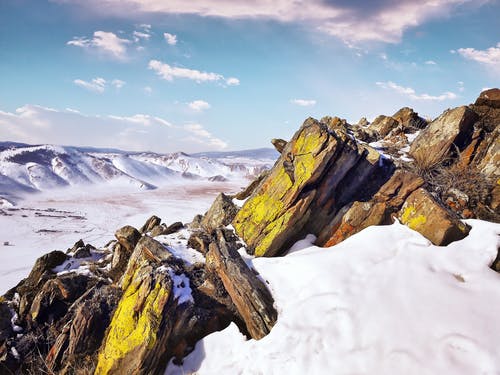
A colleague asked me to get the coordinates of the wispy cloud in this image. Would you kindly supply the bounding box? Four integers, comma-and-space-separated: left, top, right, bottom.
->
56, 0, 491, 45
188, 100, 211, 112
74, 77, 107, 93
67, 31, 131, 59
74, 78, 125, 92
376, 81, 457, 101
0, 104, 227, 152
148, 60, 239, 86
425, 60, 437, 65
455, 42, 500, 70
291, 99, 316, 107
163, 32, 177, 45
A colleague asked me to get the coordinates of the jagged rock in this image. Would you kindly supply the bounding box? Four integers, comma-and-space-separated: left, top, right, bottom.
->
188, 214, 204, 230
206, 230, 277, 340
67, 239, 85, 254
0, 303, 13, 343
357, 117, 369, 127
475, 128, 499, 180
475, 88, 500, 109
13, 250, 68, 318
234, 170, 269, 200
318, 171, 424, 246
115, 225, 141, 253
368, 115, 400, 138
140, 215, 161, 233
30, 273, 98, 324
392, 107, 427, 130
201, 193, 239, 232
187, 231, 212, 254
208, 175, 228, 182
233, 117, 391, 257
491, 249, 500, 273
73, 244, 94, 259
399, 188, 470, 246
271, 138, 287, 154
410, 106, 478, 168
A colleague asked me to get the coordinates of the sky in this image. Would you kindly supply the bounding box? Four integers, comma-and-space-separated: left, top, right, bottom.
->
0, 0, 499, 153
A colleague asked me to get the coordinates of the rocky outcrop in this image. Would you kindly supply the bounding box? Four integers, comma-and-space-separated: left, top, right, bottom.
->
368, 115, 400, 138
201, 193, 239, 232
410, 106, 478, 168
271, 138, 287, 154
206, 230, 277, 339
139, 215, 161, 233
234, 170, 269, 200
233, 117, 391, 257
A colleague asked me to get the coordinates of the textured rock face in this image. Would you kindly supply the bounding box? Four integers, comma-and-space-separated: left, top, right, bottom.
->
271, 138, 287, 154
233, 117, 390, 257
201, 193, 239, 232
392, 107, 427, 130
399, 188, 470, 245
410, 106, 478, 167
368, 115, 400, 138
475, 88, 500, 108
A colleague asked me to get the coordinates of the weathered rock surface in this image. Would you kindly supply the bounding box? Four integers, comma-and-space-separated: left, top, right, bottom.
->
150, 221, 184, 237
271, 138, 287, 154
392, 107, 427, 130
201, 193, 239, 232
233, 117, 391, 257
410, 106, 478, 167
368, 115, 400, 138
139, 215, 162, 233
234, 170, 269, 200
206, 230, 277, 339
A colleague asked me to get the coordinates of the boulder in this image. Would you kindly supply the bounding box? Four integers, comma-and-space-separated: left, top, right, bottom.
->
114, 225, 141, 253
368, 115, 399, 138
206, 230, 277, 339
474, 88, 500, 109
357, 117, 369, 127
392, 107, 427, 130
233, 117, 390, 257
187, 231, 212, 254
271, 138, 287, 154
139, 215, 161, 233
398, 188, 470, 246
150, 222, 183, 237
409, 106, 478, 168
0, 303, 13, 343
201, 193, 239, 232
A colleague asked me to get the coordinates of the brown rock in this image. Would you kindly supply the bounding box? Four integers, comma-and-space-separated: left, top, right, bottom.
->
409, 106, 478, 168
475, 88, 500, 109
139, 215, 161, 233
398, 188, 470, 246
368, 115, 400, 138
271, 138, 287, 154
115, 225, 141, 253
201, 193, 239, 232
206, 230, 277, 339
392, 107, 427, 130
187, 231, 212, 254
0, 303, 13, 343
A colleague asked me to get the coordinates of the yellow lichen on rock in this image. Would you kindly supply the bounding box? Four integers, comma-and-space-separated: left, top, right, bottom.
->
95, 272, 171, 374
400, 206, 427, 230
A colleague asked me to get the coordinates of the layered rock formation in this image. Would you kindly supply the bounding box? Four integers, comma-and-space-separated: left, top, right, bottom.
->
1, 89, 498, 374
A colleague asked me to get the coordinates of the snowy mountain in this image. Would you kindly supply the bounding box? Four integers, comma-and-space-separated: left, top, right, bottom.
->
0, 142, 278, 205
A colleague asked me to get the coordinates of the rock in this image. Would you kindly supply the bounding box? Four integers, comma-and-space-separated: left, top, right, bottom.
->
188, 214, 204, 230
30, 273, 98, 324
317, 171, 424, 246
368, 115, 400, 138
114, 225, 141, 254
271, 138, 287, 154
73, 244, 94, 259
67, 239, 85, 254
357, 117, 369, 127
150, 222, 183, 237
0, 303, 13, 343
234, 170, 269, 200
233, 117, 391, 257
187, 231, 212, 254
409, 106, 478, 168
475, 88, 500, 109
208, 175, 228, 182
201, 193, 239, 232
475, 128, 499, 180
139, 215, 161, 233
206, 230, 277, 339
491, 249, 500, 273
398, 188, 470, 246
392, 107, 427, 130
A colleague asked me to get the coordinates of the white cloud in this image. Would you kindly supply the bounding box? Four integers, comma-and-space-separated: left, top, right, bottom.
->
111, 79, 126, 89
456, 42, 500, 69
67, 31, 130, 59
143, 86, 153, 95
56, 0, 490, 45
74, 77, 107, 93
291, 99, 316, 107
133, 30, 151, 41
148, 60, 239, 86
188, 100, 211, 112
425, 60, 437, 65
164, 32, 177, 45
376, 81, 457, 101
458, 81, 465, 92
0, 104, 227, 153
226, 77, 240, 86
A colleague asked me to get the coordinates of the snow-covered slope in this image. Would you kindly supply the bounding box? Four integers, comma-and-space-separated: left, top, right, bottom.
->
168, 219, 500, 375
0, 142, 277, 204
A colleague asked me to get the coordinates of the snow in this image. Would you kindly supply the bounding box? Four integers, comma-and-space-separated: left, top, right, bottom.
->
0, 179, 243, 294
168, 268, 194, 305
167, 220, 500, 375
157, 229, 206, 266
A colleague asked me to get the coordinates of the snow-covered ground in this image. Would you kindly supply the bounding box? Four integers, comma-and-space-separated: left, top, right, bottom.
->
0, 179, 245, 294
168, 219, 500, 375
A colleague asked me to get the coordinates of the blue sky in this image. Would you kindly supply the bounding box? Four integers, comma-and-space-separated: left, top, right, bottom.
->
0, 0, 499, 153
